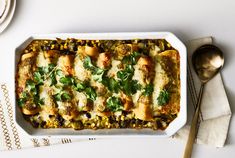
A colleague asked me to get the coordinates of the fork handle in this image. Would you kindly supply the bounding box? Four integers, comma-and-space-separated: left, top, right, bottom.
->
183, 84, 204, 158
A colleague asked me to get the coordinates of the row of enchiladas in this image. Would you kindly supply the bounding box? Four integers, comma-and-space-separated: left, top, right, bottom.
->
16, 38, 180, 130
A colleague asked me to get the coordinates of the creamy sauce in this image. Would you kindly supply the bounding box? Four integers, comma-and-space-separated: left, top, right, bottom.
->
107, 60, 121, 80
74, 91, 87, 110
36, 51, 49, 67
152, 61, 169, 110
132, 64, 146, 86
74, 55, 91, 81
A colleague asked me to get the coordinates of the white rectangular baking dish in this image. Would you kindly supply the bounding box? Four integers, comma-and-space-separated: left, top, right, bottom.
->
14, 32, 187, 137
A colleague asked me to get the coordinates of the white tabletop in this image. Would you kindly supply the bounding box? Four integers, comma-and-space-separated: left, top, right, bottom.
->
0, 0, 235, 157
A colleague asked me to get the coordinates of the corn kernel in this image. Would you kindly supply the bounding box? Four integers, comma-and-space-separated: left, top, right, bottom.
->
64, 43, 68, 49
121, 115, 125, 121
91, 123, 96, 128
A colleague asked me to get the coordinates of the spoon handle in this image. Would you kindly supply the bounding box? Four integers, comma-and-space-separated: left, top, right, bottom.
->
183, 84, 204, 158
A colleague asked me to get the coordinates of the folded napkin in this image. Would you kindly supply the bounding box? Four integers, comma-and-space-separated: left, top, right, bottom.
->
0, 37, 231, 151
174, 37, 232, 147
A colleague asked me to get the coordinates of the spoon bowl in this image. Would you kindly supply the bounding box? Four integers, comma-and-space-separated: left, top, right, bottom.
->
192, 44, 224, 83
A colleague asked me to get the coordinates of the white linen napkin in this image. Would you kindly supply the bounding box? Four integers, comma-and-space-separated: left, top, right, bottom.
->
174, 37, 232, 147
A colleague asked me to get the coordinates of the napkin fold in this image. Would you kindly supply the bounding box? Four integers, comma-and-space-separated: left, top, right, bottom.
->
174, 37, 232, 147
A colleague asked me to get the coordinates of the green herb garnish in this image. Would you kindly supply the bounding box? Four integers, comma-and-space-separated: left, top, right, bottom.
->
106, 96, 123, 112
117, 65, 134, 81
26, 80, 37, 95
33, 64, 57, 86
143, 84, 154, 96
92, 69, 106, 82
83, 56, 106, 82
34, 96, 45, 106
120, 80, 141, 95
59, 76, 74, 86
73, 82, 87, 92
85, 87, 97, 101
17, 98, 26, 107
116, 64, 141, 95
157, 89, 170, 106
83, 56, 96, 72
54, 91, 72, 102
101, 76, 120, 93
122, 51, 140, 65
33, 71, 43, 85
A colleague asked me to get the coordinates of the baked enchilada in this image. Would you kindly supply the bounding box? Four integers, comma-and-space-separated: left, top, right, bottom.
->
16, 38, 180, 130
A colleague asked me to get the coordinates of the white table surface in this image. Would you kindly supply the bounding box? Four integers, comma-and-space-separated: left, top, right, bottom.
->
0, 0, 235, 157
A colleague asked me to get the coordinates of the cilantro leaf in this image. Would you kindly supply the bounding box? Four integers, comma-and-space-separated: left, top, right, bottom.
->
116, 65, 141, 95
122, 51, 140, 65
49, 72, 57, 86
143, 84, 154, 96
83, 56, 106, 82
17, 98, 26, 107
54, 91, 72, 102
85, 87, 97, 101
121, 79, 141, 95
157, 89, 170, 106
106, 97, 123, 112
83, 56, 97, 72
92, 69, 106, 82
102, 77, 120, 93
26, 80, 37, 95
56, 69, 64, 77
117, 65, 134, 81
33, 71, 43, 85
73, 82, 87, 91
59, 76, 74, 86
35, 97, 45, 106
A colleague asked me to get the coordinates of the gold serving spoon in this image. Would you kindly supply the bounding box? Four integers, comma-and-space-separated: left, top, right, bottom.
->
183, 44, 224, 158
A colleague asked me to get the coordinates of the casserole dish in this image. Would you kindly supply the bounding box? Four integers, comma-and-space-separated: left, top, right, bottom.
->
14, 32, 187, 137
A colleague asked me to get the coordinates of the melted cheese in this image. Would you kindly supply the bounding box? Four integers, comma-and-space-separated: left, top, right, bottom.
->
107, 60, 121, 80
39, 86, 55, 120
149, 45, 160, 57
132, 90, 142, 106
74, 55, 91, 81
39, 85, 55, 108
74, 92, 87, 110
36, 51, 49, 67
152, 61, 169, 109
18, 65, 31, 89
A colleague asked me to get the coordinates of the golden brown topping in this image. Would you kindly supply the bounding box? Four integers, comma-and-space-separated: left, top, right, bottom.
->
60, 105, 79, 121
44, 50, 60, 58
21, 52, 35, 61
57, 55, 74, 75
121, 93, 133, 111
22, 102, 40, 115
137, 56, 152, 68
114, 44, 132, 60
133, 96, 152, 121
84, 46, 99, 57
96, 52, 111, 69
